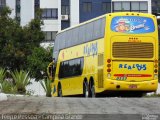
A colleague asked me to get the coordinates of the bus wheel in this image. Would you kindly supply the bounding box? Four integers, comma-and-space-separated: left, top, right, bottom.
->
83, 81, 89, 98
57, 84, 62, 97
90, 84, 96, 98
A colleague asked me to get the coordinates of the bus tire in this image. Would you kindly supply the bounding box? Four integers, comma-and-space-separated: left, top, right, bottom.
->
57, 84, 62, 97
83, 81, 89, 98
90, 84, 96, 98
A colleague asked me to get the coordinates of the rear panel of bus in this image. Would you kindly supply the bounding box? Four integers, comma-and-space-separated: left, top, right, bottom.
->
103, 12, 158, 92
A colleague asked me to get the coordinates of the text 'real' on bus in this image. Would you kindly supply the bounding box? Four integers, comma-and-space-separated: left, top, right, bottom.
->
47, 12, 159, 97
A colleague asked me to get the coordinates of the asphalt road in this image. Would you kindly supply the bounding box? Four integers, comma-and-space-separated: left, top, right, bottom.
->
0, 96, 160, 120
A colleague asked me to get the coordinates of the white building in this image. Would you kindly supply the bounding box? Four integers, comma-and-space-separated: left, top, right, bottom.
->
5, 0, 58, 44
2, 0, 80, 45
1, 0, 153, 45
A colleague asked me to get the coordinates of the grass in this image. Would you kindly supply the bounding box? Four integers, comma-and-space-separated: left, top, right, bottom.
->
144, 93, 160, 97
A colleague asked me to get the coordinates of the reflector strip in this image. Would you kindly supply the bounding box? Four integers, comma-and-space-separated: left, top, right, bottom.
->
114, 74, 152, 77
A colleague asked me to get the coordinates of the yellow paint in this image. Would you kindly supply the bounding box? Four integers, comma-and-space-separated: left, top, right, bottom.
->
48, 12, 158, 97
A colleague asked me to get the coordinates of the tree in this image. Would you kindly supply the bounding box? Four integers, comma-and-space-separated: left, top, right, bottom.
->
0, 6, 23, 70
27, 47, 52, 81
0, 7, 52, 80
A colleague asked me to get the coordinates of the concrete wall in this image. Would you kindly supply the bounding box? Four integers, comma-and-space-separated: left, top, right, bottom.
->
40, 0, 58, 8
58, 0, 61, 31
6, 0, 16, 18
40, 0, 60, 32
21, 0, 34, 26
70, 0, 79, 26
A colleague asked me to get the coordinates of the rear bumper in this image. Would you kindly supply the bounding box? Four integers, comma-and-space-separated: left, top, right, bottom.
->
104, 79, 158, 92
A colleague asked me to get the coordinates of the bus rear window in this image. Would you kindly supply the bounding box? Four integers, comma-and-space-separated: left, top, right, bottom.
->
111, 16, 155, 34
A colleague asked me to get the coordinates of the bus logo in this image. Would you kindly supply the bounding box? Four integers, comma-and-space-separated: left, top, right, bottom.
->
111, 16, 155, 34
83, 42, 98, 56
119, 64, 147, 71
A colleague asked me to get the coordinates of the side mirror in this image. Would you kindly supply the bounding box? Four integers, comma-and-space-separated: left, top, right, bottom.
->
47, 61, 55, 82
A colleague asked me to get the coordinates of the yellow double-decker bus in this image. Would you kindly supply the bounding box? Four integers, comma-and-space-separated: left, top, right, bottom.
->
48, 12, 159, 97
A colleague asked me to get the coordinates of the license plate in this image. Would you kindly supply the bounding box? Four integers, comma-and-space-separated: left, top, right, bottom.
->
129, 84, 137, 89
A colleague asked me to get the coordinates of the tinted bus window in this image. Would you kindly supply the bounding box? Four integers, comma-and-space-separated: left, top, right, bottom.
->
59, 57, 84, 78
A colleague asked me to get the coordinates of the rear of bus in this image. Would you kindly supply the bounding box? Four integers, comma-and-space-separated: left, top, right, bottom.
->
104, 12, 158, 94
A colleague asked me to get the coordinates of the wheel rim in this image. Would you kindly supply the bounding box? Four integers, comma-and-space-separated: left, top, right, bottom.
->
58, 88, 62, 97
84, 82, 89, 97
91, 85, 95, 98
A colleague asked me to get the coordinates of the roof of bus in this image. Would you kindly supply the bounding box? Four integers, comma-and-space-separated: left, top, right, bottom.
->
57, 14, 106, 35
57, 12, 155, 35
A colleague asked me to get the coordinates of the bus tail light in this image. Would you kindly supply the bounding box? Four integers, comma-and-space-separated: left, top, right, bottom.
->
154, 59, 158, 79
154, 69, 158, 73
107, 59, 111, 63
154, 64, 158, 68
154, 74, 158, 79
107, 64, 111, 67
107, 59, 111, 78
151, 82, 155, 85
107, 73, 111, 79
107, 68, 111, 72
154, 60, 158, 63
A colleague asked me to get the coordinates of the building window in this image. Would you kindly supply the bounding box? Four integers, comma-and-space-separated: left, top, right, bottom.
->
152, 0, 160, 14
113, 2, 121, 11
140, 2, 148, 13
16, 0, 20, 13
102, 2, 111, 13
16, 12, 20, 17
113, 2, 131, 12
16, 0, 20, 5
152, 1, 156, 7
16, 0, 21, 23
0, 0, 5, 6
34, 0, 40, 18
42, 9, 58, 19
83, 2, 92, 12
122, 2, 130, 11
131, 2, 148, 13
131, 2, 139, 12
61, 5, 69, 15
113, 1, 148, 13
35, 0, 39, 7
44, 31, 57, 41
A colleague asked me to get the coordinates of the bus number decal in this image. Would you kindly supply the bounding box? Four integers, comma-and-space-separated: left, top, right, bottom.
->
83, 42, 98, 56
119, 64, 146, 71
116, 76, 127, 81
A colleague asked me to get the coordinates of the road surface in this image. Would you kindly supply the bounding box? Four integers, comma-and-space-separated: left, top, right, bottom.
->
0, 96, 160, 120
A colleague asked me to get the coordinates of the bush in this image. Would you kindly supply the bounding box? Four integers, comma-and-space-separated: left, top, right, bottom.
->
0, 80, 17, 94
40, 78, 51, 97
0, 68, 31, 95
145, 93, 160, 97
0, 68, 6, 83
11, 70, 30, 94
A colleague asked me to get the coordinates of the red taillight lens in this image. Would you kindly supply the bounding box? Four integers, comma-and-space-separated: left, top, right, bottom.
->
154, 69, 158, 73
155, 60, 158, 63
107, 64, 111, 67
107, 59, 111, 63
107, 69, 111, 72
154, 64, 158, 68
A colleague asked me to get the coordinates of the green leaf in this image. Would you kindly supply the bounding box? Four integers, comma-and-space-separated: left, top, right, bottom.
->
39, 78, 51, 97
11, 70, 30, 94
